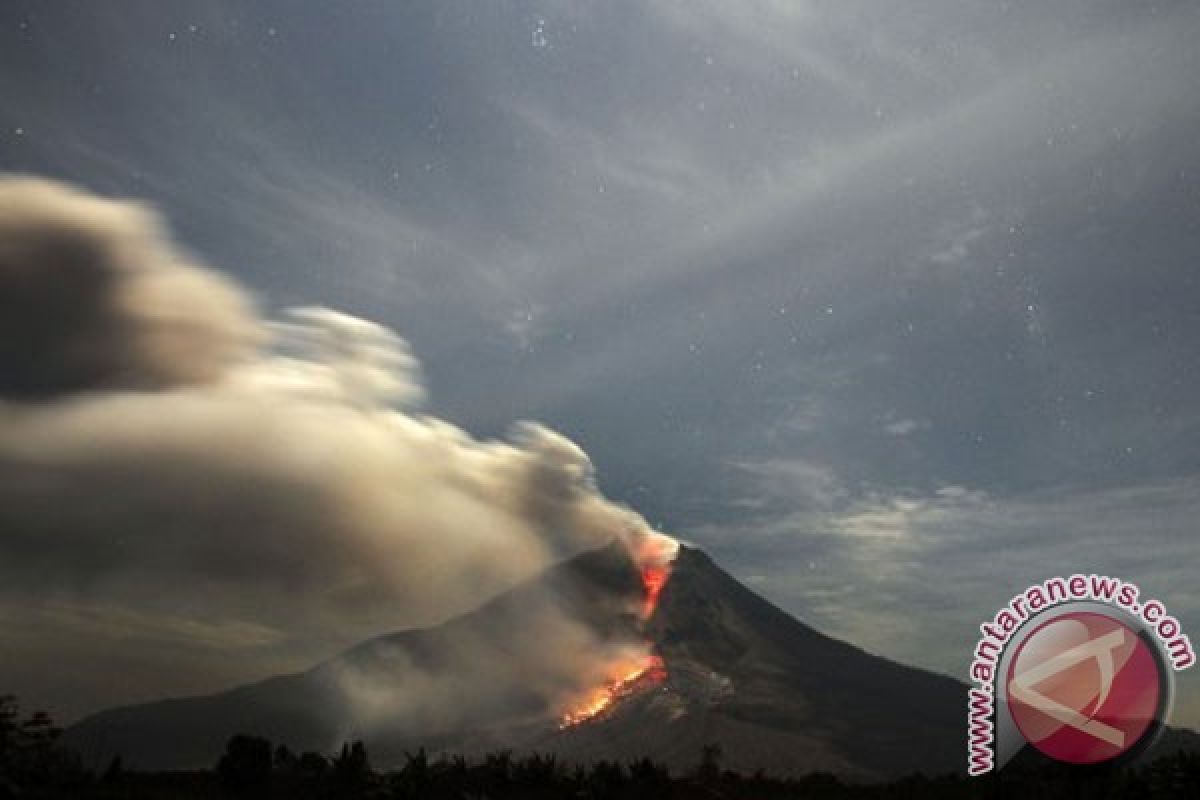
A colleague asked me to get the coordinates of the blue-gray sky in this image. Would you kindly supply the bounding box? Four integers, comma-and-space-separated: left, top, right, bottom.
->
3, 1, 1199, 726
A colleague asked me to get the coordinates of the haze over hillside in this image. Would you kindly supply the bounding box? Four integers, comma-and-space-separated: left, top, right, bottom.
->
67, 543, 965, 780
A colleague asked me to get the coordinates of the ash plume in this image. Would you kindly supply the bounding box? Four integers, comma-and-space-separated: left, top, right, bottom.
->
0, 177, 261, 399
0, 176, 675, 726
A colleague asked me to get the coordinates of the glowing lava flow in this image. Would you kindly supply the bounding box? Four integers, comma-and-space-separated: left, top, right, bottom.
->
632, 531, 677, 625
640, 564, 670, 620
559, 653, 667, 728
558, 536, 676, 728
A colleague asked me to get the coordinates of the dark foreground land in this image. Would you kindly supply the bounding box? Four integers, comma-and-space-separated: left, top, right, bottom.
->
5, 697, 1200, 800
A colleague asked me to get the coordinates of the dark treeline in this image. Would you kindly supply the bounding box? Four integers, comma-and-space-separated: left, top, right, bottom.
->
4, 696, 1200, 799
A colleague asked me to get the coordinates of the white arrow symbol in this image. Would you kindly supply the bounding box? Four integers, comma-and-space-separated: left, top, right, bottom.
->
1008, 627, 1127, 748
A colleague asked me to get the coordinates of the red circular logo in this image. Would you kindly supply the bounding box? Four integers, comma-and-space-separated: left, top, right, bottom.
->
1006, 611, 1162, 764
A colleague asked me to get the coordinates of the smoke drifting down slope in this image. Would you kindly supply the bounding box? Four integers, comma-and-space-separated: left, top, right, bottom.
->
0, 175, 677, 725
66, 543, 970, 780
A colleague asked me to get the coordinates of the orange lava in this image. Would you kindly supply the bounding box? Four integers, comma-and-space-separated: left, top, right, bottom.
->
633, 529, 676, 620
640, 564, 670, 620
559, 653, 667, 728
558, 537, 676, 728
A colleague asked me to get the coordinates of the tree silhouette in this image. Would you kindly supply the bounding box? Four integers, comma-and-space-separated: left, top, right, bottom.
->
0, 695, 85, 797
216, 734, 273, 793
332, 739, 372, 791
695, 742, 723, 783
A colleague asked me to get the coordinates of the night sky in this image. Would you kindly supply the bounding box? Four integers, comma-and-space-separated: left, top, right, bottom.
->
2, 1, 1199, 728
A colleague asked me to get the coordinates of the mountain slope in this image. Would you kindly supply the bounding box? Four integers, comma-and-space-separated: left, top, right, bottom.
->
537, 545, 966, 779
64, 542, 645, 770
65, 542, 1192, 779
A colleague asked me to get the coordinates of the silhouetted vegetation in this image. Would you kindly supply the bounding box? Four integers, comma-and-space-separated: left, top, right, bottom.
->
216, 735, 273, 793
3, 696, 1200, 798
0, 695, 90, 799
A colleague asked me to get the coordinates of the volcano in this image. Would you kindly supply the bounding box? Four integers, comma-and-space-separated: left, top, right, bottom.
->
60, 542, 1197, 779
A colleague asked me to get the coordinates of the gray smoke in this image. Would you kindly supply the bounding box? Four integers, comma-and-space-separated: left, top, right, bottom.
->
0, 177, 262, 399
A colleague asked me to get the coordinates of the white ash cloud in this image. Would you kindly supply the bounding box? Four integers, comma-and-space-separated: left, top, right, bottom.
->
0, 176, 670, 722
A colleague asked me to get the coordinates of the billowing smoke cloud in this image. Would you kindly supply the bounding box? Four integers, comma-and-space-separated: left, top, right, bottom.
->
0, 176, 673, 725
0, 177, 262, 399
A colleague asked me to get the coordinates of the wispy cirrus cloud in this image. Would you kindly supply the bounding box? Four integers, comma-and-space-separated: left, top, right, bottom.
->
693, 458, 1200, 723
